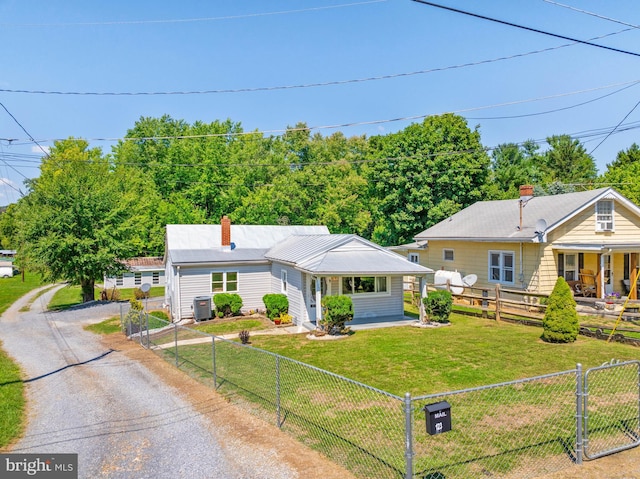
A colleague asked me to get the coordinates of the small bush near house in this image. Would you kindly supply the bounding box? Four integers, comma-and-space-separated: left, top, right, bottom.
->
542, 276, 578, 343
263, 293, 289, 320
213, 293, 243, 318
423, 290, 453, 323
321, 295, 353, 335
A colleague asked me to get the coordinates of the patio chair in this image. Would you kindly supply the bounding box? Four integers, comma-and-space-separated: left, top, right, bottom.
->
579, 269, 597, 297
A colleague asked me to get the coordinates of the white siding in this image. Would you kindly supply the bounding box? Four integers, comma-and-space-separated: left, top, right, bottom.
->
177, 264, 271, 320
104, 270, 166, 289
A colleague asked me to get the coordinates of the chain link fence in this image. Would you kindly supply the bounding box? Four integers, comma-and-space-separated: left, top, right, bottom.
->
121, 309, 640, 479
583, 360, 640, 459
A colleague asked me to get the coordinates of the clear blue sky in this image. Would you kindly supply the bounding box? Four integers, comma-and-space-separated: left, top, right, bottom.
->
1, 0, 639, 206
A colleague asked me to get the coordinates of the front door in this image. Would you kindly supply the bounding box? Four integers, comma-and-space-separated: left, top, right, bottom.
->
307, 275, 329, 325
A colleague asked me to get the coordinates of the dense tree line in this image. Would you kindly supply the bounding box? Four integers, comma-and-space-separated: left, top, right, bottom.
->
0, 113, 638, 300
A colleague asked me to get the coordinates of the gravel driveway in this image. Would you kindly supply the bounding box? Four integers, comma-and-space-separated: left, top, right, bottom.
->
0, 286, 305, 478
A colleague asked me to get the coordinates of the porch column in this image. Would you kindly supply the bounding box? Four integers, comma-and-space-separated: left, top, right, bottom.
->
598, 254, 605, 299
631, 254, 638, 300
315, 276, 322, 325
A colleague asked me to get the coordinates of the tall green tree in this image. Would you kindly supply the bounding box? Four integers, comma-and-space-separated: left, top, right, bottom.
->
542, 135, 597, 185
363, 114, 490, 245
16, 138, 143, 302
485, 140, 543, 199
599, 143, 640, 204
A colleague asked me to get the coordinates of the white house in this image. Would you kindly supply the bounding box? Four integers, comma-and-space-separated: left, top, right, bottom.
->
164, 216, 432, 327
104, 257, 166, 289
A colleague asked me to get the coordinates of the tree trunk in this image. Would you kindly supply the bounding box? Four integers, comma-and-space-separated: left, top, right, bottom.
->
81, 278, 95, 303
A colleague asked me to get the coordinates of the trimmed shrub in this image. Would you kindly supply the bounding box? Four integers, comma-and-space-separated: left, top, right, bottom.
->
423, 290, 453, 323
213, 293, 243, 318
263, 293, 289, 320
542, 276, 578, 343
321, 295, 353, 335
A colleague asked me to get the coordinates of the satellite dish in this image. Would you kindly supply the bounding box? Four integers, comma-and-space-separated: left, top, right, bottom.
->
534, 218, 548, 234
140, 283, 151, 293
462, 274, 477, 287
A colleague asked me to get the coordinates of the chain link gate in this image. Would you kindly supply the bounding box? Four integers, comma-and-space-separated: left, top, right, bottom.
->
583, 360, 640, 460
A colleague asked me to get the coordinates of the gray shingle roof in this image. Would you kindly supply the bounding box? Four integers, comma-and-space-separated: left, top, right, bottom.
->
413, 187, 635, 242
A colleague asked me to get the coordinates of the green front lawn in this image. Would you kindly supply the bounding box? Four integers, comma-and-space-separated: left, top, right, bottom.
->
249, 314, 639, 396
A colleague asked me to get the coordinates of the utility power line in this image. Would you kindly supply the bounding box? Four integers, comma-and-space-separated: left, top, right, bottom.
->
542, 1, 640, 29
1, 1, 387, 27
412, 0, 640, 58
2, 79, 637, 144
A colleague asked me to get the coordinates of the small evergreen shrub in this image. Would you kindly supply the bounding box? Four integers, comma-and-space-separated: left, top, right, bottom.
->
423, 290, 453, 323
130, 299, 144, 311
263, 293, 289, 320
213, 293, 243, 318
321, 295, 353, 335
542, 277, 578, 343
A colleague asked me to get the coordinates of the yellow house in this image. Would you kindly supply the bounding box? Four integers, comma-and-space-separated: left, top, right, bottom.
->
401, 187, 640, 299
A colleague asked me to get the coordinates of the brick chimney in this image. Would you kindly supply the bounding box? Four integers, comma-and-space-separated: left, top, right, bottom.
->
221, 215, 231, 247
519, 185, 534, 201
519, 185, 534, 230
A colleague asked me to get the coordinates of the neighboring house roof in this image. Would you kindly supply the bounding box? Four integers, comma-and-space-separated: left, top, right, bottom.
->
414, 187, 640, 243
265, 234, 433, 275
121, 257, 164, 270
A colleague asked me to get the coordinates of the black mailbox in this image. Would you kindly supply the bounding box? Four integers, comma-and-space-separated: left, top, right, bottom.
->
424, 401, 451, 435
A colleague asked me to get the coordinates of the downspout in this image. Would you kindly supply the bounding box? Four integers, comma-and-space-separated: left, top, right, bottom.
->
520, 243, 524, 289
176, 265, 181, 323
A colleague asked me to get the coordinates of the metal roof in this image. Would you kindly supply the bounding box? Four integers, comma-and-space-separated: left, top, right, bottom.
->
266, 235, 433, 275
169, 248, 269, 265
166, 224, 330, 250
413, 187, 639, 242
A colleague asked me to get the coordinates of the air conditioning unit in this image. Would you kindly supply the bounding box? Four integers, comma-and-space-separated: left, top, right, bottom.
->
193, 296, 212, 321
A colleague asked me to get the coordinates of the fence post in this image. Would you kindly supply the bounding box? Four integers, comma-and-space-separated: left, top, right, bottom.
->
174, 323, 179, 367
575, 363, 583, 465
146, 312, 150, 348
495, 284, 501, 322
138, 312, 143, 346
404, 392, 413, 479
211, 336, 217, 389
276, 356, 281, 428
482, 289, 488, 319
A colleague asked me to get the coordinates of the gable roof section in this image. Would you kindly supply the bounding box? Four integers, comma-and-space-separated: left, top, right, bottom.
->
414, 187, 640, 243
265, 234, 433, 275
